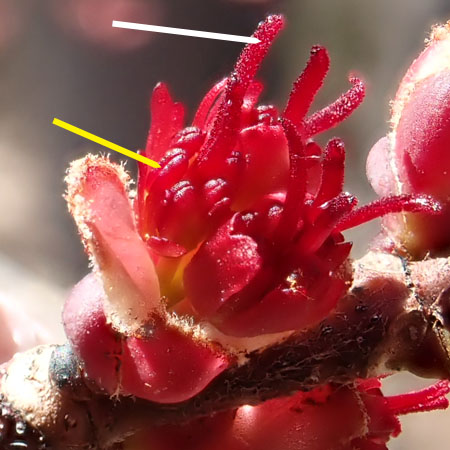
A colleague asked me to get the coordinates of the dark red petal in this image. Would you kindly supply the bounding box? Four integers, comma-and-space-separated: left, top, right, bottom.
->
184, 220, 263, 319
284, 45, 330, 126
303, 77, 365, 137
234, 123, 289, 209
215, 275, 345, 337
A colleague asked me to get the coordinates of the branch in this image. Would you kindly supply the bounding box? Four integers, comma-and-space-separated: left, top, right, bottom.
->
1, 251, 450, 449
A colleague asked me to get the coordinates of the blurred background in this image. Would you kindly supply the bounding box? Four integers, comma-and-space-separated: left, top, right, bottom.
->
0, 1, 450, 448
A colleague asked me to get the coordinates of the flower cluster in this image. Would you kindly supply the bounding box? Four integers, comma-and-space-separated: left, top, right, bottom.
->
129, 15, 437, 338
61, 14, 449, 450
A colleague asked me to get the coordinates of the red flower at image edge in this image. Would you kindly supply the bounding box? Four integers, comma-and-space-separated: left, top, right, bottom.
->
127, 379, 450, 450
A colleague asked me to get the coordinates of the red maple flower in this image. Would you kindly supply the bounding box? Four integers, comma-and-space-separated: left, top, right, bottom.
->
64, 15, 440, 406
127, 379, 450, 450
134, 15, 439, 338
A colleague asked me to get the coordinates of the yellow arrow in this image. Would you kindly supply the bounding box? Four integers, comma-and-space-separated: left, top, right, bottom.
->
53, 118, 160, 168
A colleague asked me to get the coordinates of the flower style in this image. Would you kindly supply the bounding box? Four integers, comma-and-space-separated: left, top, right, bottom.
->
64, 15, 441, 407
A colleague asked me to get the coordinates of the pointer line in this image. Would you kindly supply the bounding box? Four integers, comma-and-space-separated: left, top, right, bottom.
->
112, 21, 260, 44
52, 118, 160, 168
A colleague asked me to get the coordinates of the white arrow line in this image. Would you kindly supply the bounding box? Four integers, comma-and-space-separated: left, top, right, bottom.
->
112, 21, 260, 44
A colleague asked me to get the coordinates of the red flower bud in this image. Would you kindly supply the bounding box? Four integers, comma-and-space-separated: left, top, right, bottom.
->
127, 379, 450, 450
367, 22, 450, 256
